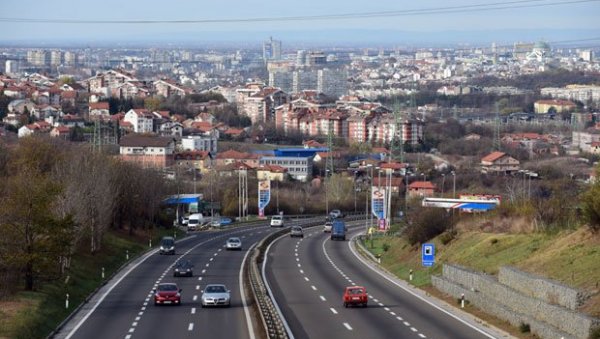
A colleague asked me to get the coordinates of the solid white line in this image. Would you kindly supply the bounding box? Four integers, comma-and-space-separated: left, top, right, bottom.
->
343, 323, 353, 330
330, 307, 338, 314
348, 233, 498, 339
240, 243, 257, 339
188, 323, 194, 331
191, 308, 196, 314
262, 233, 297, 339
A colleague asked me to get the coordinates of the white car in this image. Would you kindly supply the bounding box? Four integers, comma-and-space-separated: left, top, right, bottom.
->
226, 237, 242, 250
201, 284, 231, 307
270, 215, 284, 227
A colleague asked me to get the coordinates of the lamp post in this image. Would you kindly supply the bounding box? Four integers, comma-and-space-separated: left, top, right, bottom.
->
276, 179, 280, 214
325, 169, 330, 215
354, 170, 358, 213
451, 171, 456, 198
441, 173, 446, 196
365, 164, 373, 233
374, 166, 380, 230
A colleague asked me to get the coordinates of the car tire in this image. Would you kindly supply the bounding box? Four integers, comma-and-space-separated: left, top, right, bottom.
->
343, 302, 348, 308
363, 303, 367, 308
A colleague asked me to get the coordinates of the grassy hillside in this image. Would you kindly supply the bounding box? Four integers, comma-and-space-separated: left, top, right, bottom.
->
365, 226, 600, 318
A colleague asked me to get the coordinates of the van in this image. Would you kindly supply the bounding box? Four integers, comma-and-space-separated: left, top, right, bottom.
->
160, 236, 176, 255
270, 215, 284, 227
187, 213, 203, 231
330, 220, 347, 241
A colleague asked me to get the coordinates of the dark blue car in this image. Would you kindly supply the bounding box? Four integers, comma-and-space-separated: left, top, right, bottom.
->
330, 220, 347, 241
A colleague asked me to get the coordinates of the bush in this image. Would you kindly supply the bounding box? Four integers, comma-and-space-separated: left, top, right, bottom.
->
519, 322, 531, 333
405, 207, 457, 245
382, 243, 390, 252
490, 238, 499, 245
439, 231, 456, 245
589, 326, 600, 339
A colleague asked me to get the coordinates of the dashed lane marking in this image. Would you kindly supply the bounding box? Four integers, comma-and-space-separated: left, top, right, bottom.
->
330, 308, 338, 314
191, 308, 196, 314
188, 323, 194, 331
343, 323, 353, 331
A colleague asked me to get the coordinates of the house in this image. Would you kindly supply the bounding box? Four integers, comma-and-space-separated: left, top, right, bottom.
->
119, 135, 176, 168
153, 79, 192, 98
174, 151, 213, 173
59, 114, 85, 128
124, 109, 154, 133
216, 161, 255, 177
89, 102, 110, 120
50, 125, 71, 139
18, 121, 52, 138
407, 181, 436, 198
215, 149, 260, 168
257, 165, 288, 182
372, 177, 405, 194
181, 135, 218, 153
534, 99, 576, 114
158, 121, 183, 137
481, 151, 520, 174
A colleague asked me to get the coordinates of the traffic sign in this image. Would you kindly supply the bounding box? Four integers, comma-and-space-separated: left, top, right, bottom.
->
422, 243, 435, 267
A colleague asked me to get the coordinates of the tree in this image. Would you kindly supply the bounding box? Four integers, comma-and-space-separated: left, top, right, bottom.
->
144, 97, 163, 112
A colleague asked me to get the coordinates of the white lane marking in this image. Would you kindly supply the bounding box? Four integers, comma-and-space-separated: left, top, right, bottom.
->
304, 277, 310, 282
296, 258, 299, 261
191, 308, 196, 314
397, 316, 403, 321
202, 269, 206, 274
214, 253, 218, 256
373, 298, 379, 303
297, 264, 301, 267
411, 327, 418, 332
188, 323, 194, 331
378, 302, 384, 307
343, 323, 353, 331
384, 307, 390, 311
198, 277, 202, 281
205, 263, 210, 267
125, 335, 132, 339
330, 308, 338, 314
404, 321, 411, 326
141, 306, 146, 311
419, 334, 426, 338
128, 328, 134, 333
132, 322, 137, 327
299, 270, 304, 274
348, 233, 497, 339
210, 258, 214, 261
390, 311, 396, 316
240, 243, 257, 339
320, 295, 326, 301
311, 285, 317, 291
196, 285, 200, 290
193, 295, 198, 301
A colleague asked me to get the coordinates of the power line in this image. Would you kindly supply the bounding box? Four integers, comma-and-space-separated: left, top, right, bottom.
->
0, 0, 597, 24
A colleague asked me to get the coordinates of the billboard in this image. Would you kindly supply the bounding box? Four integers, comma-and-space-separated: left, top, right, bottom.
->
371, 186, 386, 229
258, 180, 271, 217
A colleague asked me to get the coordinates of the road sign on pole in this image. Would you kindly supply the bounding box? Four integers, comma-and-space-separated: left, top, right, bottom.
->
422, 243, 435, 267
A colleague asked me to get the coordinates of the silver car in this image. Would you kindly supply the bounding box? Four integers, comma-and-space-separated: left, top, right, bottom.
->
226, 237, 242, 250
201, 284, 231, 307
290, 226, 304, 238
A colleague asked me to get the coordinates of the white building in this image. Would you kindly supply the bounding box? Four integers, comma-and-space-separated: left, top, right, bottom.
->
5, 60, 19, 74
317, 68, 348, 99
124, 109, 154, 133
259, 156, 313, 182
181, 135, 218, 153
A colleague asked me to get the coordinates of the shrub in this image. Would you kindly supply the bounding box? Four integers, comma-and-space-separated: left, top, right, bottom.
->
382, 243, 390, 252
405, 207, 457, 245
519, 322, 531, 333
439, 231, 456, 245
490, 238, 498, 245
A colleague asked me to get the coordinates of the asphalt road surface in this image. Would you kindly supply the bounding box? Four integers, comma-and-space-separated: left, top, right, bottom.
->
60, 222, 278, 339
264, 222, 500, 339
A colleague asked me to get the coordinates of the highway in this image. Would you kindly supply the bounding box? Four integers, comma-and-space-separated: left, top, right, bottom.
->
58, 222, 278, 339
264, 222, 499, 339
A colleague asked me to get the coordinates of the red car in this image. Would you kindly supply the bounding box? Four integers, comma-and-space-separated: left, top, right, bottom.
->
343, 286, 368, 308
154, 283, 182, 305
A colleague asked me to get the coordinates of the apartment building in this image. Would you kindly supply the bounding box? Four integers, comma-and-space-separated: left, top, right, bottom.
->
259, 156, 313, 182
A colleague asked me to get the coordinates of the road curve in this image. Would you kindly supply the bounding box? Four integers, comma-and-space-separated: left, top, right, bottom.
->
264, 222, 500, 339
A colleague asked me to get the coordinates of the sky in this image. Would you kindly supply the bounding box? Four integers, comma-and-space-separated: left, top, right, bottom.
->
1, 0, 599, 46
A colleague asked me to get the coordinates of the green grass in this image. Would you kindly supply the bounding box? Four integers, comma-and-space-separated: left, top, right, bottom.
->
361, 227, 600, 317
2, 227, 186, 339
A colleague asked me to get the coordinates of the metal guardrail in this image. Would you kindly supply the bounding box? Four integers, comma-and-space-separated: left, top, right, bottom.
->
246, 214, 366, 338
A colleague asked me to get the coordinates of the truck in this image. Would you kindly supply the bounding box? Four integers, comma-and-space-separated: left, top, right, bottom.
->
187, 213, 203, 231
330, 220, 347, 241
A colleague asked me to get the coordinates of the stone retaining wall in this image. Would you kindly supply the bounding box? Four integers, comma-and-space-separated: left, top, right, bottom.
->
498, 266, 588, 311
433, 264, 599, 339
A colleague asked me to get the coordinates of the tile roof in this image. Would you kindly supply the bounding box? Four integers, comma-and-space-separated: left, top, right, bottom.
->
408, 181, 436, 189
481, 151, 506, 163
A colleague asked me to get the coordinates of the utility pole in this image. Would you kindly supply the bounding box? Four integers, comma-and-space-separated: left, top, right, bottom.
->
493, 102, 501, 151
325, 119, 334, 215
238, 168, 248, 221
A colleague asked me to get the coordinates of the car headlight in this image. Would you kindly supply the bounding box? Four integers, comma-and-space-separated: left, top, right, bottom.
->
176, 293, 180, 297
186, 269, 190, 271
175, 268, 179, 271
169, 246, 174, 250
160, 246, 165, 250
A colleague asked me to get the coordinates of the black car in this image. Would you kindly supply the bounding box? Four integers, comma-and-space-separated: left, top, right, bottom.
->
173, 260, 194, 277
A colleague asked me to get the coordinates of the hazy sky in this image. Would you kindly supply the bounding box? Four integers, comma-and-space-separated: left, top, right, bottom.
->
1, 0, 599, 44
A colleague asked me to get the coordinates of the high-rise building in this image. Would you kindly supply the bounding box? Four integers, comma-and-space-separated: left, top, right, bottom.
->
27, 50, 50, 66
269, 71, 293, 93
293, 70, 318, 93
263, 37, 282, 63
305, 51, 326, 66
50, 50, 63, 66
5, 60, 19, 74
64, 51, 78, 66
317, 68, 348, 99
579, 50, 593, 62
296, 50, 307, 67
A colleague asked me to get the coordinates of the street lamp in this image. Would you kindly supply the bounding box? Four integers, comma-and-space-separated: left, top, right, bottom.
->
451, 171, 456, 198
365, 164, 373, 233
353, 170, 358, 213
441, 173, 446, 196
325, 169, 330, 215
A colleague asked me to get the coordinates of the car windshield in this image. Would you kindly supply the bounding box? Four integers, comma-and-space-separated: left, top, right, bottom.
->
161, 239, 174, 246
206, 285, 226, 293
177, 261, 191, 267
293, 227, 302, 231
272, 216, 282, 220
158, 284, 178, 291
348, 288, 364, 294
